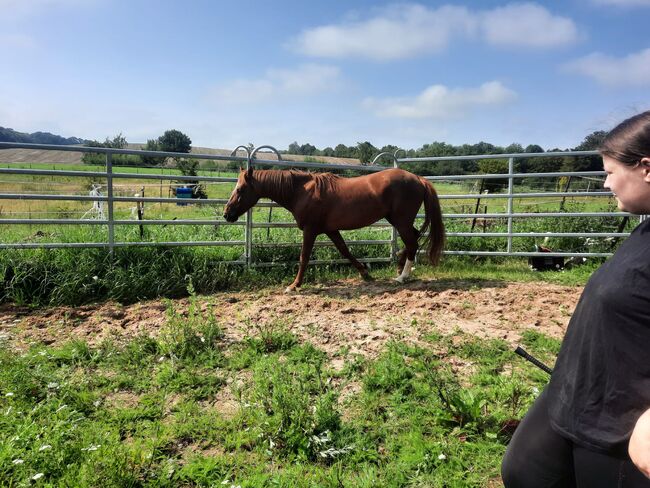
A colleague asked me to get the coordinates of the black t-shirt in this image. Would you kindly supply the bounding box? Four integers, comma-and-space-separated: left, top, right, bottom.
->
547, 218, 650, 453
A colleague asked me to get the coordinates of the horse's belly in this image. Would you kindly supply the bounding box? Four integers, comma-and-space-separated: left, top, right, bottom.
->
325, 209, 384, 231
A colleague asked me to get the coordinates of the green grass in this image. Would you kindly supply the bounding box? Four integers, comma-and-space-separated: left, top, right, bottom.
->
0, 295, 554, 487
0, 162, 618, 305
0, 245, 596, 307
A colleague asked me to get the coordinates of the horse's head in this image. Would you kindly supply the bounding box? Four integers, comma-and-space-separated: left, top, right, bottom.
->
223, 167, 259, 222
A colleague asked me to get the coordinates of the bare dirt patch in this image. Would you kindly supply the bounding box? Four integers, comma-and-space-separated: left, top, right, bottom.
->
0, 278, 581, 358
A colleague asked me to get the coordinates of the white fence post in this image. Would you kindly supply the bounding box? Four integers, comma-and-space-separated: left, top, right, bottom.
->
507, 157, 514, 254
106, 153, 115, 255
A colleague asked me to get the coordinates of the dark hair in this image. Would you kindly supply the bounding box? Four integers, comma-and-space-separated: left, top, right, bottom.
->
599, 110, 650, 166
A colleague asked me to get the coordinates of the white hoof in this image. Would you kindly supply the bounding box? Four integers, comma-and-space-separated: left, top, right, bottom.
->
395, 258, 413, 284
284, 286, 296, 294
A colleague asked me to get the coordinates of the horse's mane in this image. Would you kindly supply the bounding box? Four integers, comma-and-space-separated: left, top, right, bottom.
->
310, 172, 341, 195
254, 169, 341, 202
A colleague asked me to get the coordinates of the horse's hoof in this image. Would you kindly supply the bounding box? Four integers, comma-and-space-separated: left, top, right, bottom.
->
394, 276, 406, 284
362, 273, 374, 282
285, 285, 297, 294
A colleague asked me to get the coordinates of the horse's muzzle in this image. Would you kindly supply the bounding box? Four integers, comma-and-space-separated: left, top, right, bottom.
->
223, 211, 237, 223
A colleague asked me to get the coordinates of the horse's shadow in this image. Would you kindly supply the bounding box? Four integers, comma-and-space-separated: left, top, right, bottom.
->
300, 277, 509, 300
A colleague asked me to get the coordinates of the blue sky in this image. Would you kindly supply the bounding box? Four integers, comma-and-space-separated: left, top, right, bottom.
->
2, 0, 650, 152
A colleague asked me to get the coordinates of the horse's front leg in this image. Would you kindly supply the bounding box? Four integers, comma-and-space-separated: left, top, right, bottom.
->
285, 228, 317, 293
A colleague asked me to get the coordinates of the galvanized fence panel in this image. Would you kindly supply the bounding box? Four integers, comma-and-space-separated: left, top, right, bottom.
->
0, 142, 631, 263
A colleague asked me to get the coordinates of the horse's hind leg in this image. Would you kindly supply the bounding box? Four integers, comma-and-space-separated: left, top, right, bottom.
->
395, 225, 419, 283
326, 231, 371, 280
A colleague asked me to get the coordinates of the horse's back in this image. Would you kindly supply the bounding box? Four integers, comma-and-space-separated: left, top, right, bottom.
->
315, 168, 426, 230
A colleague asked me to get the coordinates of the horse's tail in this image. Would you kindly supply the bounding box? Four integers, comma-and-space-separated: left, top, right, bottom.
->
418, 177, 445, 266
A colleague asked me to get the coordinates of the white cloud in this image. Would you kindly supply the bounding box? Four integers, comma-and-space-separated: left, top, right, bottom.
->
208, 64, 343, 105
562, 48, 650, 86
291, 3, 578, 61
591, 0, 650, 6
292, 4, 476, 61
362, 81, 517, 119
480, 3, 579, 48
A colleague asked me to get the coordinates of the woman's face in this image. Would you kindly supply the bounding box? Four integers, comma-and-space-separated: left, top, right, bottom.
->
603, 155, 650, 214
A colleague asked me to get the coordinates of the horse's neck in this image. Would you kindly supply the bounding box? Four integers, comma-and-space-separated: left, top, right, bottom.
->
255, 170, 308, 209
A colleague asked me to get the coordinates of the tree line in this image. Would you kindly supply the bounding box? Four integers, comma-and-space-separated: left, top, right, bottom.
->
0, 126, 86, 145
79, 128, 607, 181
285, 131, 606, 177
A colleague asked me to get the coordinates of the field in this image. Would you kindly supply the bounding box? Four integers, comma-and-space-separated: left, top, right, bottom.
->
0, 156, 631, 308
0, 262, 586, 487
0, 160, 631, 256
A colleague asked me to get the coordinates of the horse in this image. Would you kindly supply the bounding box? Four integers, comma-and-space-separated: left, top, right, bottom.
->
223, 167, 445, 292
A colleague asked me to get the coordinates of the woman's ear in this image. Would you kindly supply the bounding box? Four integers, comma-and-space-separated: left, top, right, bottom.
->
641, 157, 650, 182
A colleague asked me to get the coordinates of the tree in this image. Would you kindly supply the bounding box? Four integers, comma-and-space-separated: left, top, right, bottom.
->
334, 144, 351, 158
82, 133, 130, 165
287, 141, 300, 154
105, 133, 127, 149
158, 129, 192, 154
356, 141, 377, 165
568, 130, 608, 172
141, 139, 165, 166
574, 130, 607, 151
524, 144, 544, 154
478, 159, 509, 192
300, 143, 317, 156
505, 143, 524, 154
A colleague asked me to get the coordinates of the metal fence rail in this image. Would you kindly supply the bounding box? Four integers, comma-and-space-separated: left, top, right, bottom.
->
0, 142, 629, 263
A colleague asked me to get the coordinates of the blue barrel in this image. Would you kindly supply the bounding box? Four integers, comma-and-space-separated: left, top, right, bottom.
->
176, 187, 193, 206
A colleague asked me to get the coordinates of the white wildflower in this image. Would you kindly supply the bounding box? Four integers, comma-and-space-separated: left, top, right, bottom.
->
5, 392, 14, 397
221, 480, 230, 485
32, 473, 44, 480
12, 459, 24, 465
39, 445, 52, 452
47, 382, 59, 389
81, 444, 101, 452
438, 453, 447, 460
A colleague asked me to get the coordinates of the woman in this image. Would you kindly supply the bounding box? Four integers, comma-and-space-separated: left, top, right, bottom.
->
502, 110, 650, 487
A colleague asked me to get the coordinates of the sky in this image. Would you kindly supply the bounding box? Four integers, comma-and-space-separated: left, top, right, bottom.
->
2, 0, 650, 152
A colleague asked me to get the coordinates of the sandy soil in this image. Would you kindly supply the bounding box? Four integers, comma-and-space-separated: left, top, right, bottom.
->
0, 278, 582, 357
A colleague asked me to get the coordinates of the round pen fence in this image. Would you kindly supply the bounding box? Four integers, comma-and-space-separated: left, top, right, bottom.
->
0, 142, 635, 267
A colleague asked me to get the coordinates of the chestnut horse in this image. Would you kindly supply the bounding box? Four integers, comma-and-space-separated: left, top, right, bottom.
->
223, 167, 445, 292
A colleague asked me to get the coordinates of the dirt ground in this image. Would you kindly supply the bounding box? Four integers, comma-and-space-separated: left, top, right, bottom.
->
0, 277, 582, 358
